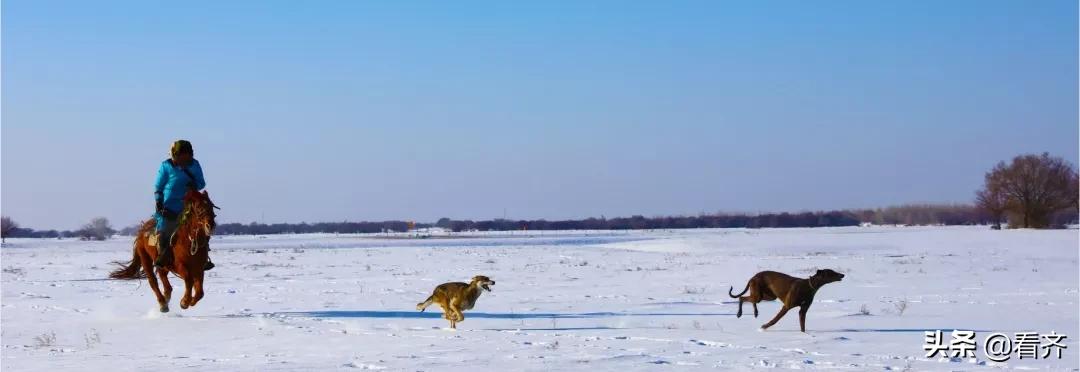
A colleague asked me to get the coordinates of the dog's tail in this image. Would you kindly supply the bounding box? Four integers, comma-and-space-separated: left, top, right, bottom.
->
416, 295, 434, 312
728, 282, 750, 298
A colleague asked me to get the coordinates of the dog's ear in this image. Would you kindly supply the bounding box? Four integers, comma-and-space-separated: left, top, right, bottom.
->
815, 269, 824, 276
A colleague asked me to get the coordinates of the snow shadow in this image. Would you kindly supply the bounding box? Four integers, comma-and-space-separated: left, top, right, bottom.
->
274, 310, 734, 320
815, 328, 993, 333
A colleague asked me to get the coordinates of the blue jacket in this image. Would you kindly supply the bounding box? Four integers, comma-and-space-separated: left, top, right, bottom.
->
155, 159, 206, 214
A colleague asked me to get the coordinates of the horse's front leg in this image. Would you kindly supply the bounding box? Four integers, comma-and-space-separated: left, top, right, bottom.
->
179, 277, 194, 309
189, 271, 205, 307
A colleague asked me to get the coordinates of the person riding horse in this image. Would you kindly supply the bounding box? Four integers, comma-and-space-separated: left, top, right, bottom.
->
154, 140, 215, 270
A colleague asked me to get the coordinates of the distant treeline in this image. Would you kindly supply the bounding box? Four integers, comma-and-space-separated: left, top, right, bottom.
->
206, 204, 1032, 235
1, 216, 115, 240
434, 204, 994, 232
213, 221, 418, 235
6, 204, 1074, 239
4, 228, 83, 239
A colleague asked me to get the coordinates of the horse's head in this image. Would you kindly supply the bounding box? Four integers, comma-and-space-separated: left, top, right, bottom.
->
182, 190, 219, 238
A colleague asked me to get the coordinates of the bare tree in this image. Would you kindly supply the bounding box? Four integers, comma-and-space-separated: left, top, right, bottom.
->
975, 186, 1008, 229
984, 153, 1078, 228
78, 217, 116, 241
1, 216, 18, 243
117, 223, 144, 236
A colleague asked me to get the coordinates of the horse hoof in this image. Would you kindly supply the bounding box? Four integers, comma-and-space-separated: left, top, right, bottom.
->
160, 306, 169, 313
180, 302, 189, 310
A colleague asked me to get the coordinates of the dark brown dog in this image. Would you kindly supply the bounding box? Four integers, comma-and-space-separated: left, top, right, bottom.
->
728, 269, 845, 332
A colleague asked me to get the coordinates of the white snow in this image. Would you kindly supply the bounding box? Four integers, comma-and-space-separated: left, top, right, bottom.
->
2, 226, 1077, 370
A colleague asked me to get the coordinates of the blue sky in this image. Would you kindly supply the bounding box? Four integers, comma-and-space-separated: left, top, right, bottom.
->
3, 1, 1077, 230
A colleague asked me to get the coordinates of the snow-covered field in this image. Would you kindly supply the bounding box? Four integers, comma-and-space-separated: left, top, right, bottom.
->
2, 226, 1077, 371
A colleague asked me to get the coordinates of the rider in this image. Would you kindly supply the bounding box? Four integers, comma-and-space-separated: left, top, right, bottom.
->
154, 140, 214, 270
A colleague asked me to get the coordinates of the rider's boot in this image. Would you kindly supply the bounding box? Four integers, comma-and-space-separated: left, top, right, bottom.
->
153, 231, 172, 267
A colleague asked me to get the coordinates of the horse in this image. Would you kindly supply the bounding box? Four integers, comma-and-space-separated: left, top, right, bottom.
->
109, 190, 218, 312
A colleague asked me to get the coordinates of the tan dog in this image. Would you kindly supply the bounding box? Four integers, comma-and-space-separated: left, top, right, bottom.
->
416, 275, 495, 329
728, 269, 844, 332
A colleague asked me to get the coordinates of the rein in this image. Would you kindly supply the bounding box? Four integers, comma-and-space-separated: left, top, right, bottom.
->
176, 196, 215, 257
189, 236, 200, 256
175, 205, 203, 256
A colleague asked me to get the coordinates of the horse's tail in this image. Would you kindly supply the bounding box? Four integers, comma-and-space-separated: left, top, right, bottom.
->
108, 237, 146, 279
729, 281, 750, 298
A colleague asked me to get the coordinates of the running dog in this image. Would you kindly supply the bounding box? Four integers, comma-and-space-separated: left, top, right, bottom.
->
416, 275, 495, 329
728, 269, 845, 332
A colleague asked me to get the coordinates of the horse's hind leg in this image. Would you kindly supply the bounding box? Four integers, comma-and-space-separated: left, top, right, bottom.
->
140, 252, 168, 313
157, 267, 172, 303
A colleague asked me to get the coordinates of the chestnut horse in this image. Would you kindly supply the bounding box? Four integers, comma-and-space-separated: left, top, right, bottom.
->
109, 190, 218, 312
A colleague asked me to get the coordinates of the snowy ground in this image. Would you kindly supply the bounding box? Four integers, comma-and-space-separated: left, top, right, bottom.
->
2, 226, 1077, 371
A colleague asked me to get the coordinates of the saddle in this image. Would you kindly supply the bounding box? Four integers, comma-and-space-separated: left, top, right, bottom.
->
147, 230, 158, 247
145, 228, 177, 248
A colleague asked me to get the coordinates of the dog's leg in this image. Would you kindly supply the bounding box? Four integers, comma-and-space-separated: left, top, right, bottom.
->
448, 299, 459, 329
443, 311, 453, 329
744, 286, 761, 318
798, 305, 810, 332
449, 298, 464, 322
760, 305, 793, 330
436, 302, 453, 328
738, 295, 758, 318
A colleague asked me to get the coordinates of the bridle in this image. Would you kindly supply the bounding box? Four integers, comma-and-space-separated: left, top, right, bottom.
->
180, 195, 219, 256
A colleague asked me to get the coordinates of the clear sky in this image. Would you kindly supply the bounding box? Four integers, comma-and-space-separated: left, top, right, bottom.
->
3, 1, 1077, 230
